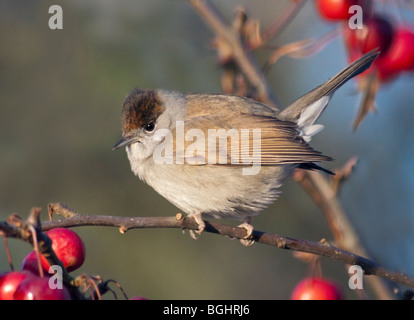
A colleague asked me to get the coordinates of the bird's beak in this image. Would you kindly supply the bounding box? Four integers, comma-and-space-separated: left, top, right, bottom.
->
112, 136, 140, 150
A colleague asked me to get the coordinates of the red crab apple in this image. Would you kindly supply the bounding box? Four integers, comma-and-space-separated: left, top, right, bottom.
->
353, 15, 394, 55
342, 14, 395, 79
0, 271, 34, 300
37, 228, 86, 272
13, 276, 71, 300
377, 26, 414, 81
291, 277, 344, 300
316, 0, 371, 21
21, 250, 48, 276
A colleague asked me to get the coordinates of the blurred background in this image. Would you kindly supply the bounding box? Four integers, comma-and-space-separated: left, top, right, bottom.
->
1, 0, 413, 299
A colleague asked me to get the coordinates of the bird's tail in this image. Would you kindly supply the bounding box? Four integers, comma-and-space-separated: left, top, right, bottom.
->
278, 49, 380, 141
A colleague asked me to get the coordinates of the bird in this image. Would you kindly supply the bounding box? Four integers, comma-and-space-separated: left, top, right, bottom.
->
113, 50, 379, 243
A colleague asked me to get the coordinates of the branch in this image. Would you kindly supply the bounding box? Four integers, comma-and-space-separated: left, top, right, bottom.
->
189, 0, 280, 109
260, 0, 306, 44
38, 203, 414, 290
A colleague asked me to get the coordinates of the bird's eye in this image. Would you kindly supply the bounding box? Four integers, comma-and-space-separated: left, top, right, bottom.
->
145, 122, 155, 132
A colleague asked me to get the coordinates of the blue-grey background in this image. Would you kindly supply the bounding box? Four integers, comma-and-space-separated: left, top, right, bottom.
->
1, 0, 413, 299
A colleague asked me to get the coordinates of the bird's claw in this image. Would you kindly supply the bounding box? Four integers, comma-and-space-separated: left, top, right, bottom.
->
188, 213, 205, 240
238, 220, 255, 247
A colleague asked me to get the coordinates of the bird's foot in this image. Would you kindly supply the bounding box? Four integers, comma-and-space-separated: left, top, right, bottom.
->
237, 218, 255, 247
188, 212, 206, 240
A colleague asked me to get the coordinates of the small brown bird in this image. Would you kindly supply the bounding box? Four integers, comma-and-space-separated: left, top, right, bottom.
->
113, 50, 379, 242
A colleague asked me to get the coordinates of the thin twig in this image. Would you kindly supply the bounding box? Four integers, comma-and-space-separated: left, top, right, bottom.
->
29, 224, 44, 278
260, 0, 306, 44
2, 236, 14, 271
189, 0, 280, 109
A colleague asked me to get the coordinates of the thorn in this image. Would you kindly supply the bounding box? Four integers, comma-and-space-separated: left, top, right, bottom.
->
332, 156, 359, 194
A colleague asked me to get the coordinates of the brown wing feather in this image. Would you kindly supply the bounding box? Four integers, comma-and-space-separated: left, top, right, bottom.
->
171, 114, 331, 166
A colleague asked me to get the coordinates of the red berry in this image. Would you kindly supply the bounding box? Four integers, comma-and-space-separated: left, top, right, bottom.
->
377, 26, 414, 81
21, 250, 48, 276
42, 228, 86, 272
0, 271, 34, 300
359, 15, 394, 54
316, 0, 370, 22
291, 277, 343, 300
13, 276, 71, 300
342, 15, 395, 79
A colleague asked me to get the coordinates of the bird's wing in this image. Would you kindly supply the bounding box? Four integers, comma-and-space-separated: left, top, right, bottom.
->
168, 114, 331, 166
